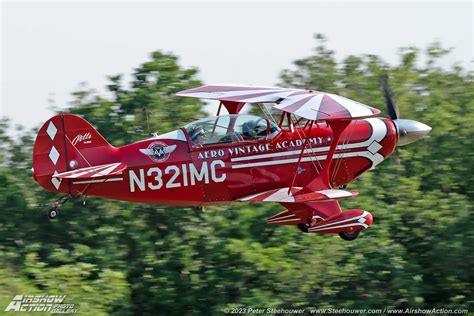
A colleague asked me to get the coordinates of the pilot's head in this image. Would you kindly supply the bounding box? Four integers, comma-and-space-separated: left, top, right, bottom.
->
242, 121, 257, 139
188, 126, 205, 146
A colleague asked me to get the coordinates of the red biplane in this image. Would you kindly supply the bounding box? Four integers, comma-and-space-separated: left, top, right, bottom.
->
33, 82, 431, 240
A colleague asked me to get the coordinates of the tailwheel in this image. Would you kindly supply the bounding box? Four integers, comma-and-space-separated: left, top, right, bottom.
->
48, 207, 58, 220
297, 224, 309, 233
46, 194, 72, 220
339, 230, 360, 241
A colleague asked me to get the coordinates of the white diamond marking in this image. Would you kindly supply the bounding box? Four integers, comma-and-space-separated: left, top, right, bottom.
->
49, 146, 60, 165
51, 171, 62, 190
46, 121, 58, 140
367, 141, 382, 155
358, 217, 366, 224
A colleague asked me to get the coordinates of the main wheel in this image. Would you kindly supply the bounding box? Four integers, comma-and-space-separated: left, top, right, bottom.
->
48, 208, 58, 220
297, 224, 309, 233
339, 230, 360, 241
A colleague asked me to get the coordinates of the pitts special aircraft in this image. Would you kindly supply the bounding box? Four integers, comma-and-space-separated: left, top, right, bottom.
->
33, 82, 431, 240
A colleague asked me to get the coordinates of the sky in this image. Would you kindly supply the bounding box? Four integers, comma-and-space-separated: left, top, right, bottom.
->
1, 1, 473, 130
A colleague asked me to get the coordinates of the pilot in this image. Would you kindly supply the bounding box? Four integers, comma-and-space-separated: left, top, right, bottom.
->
188, 126, 206, 147
242, 121, 258, 141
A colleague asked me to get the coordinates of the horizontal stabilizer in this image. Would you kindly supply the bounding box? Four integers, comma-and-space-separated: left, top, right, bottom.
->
240, 188, 358, 203
52, 162, 127, 179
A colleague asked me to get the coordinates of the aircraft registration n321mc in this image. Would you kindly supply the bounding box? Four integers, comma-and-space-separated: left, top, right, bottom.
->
33, 81, 431, 240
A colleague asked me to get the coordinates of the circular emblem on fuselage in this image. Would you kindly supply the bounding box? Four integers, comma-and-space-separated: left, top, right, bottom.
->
146, 141, 172, 163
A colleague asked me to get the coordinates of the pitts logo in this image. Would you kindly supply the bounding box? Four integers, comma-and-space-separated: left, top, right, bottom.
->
140, 142, 177, 163
72, 132, 92, 146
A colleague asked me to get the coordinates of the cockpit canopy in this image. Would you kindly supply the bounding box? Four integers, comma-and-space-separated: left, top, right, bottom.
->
184, 114, 280, 147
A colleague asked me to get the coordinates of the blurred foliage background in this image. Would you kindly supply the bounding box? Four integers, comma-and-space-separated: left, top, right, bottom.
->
0, 35, 473, 315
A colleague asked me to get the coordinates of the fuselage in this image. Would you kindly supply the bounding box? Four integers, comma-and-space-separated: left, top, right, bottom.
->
73, 116, 397, 206
32, 85, 431, 235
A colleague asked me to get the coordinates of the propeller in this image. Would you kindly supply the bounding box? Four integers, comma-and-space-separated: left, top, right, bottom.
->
381, 73, 399, 120
380, 73, 431, 149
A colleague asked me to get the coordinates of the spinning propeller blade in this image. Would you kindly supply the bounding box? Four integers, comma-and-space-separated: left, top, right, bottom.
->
380, 73, 431, 148
381, 73, 399, 120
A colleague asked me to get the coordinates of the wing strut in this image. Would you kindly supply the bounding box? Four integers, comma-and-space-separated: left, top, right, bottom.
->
298, 119, 351, 193
288, 120, 314, 193
216, 101, 222, 116
221, 101, 245, 114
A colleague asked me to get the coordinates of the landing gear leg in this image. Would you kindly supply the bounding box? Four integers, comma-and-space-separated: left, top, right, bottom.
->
47, 195, 72, 220
339, 230, 360, 241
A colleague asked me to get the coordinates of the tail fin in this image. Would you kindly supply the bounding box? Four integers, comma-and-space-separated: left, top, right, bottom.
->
33, 114, 118, 193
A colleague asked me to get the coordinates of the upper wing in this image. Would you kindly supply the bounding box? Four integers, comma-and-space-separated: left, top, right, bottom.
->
52, 162, 127, 179
177, 85, 380, 120
177, 85, 296, 103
